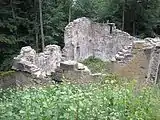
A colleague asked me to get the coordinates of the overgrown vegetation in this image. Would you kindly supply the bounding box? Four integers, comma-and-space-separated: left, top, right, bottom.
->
0, 75, 159, 120
82, 57, 112, 73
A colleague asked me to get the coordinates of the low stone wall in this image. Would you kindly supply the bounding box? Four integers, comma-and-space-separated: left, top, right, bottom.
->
12, 45, 62, 78
0, 72, 54, 89
53, 60, 93, 84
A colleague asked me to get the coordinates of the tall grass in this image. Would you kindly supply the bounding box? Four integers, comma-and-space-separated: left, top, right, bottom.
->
0, 75, 159, 120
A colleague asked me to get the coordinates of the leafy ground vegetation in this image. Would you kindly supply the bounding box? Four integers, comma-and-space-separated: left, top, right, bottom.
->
0, 75, 160, 120
82, 57, 113, 73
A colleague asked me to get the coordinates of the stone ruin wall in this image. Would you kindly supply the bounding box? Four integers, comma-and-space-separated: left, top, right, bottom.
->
12, 45, 62, 78
114, 37, 160, 84
63, 17, 137, 61
146, 42, 160, 83
9, 17, 160, 84
12, 17, 138, 77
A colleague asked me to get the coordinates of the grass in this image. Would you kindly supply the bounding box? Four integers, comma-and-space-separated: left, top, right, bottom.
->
0, 58, 159, 120
0, 75, 160, 120
82, 56, 112, 73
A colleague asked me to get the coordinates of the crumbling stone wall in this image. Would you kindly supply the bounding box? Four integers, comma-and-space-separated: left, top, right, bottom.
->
11, 17, 160, 85
146, 43, 160, 83
63, 17, 137, 61
53, 60, 92, 84
0, 72, 54, 88
12, 45, 62, 78
114, 37, 160, 84
114, 49, 151, 82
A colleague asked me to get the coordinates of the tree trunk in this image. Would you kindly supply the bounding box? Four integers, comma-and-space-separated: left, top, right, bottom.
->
36, 33, 39, 52
132, 1, 136, 36
68, 6, 71, 23
10, 0, 15, 18
132, 21, 136, 36
10, 0, 19, 49
68, 0, 73, 23
122, 0, 127, 31
39, 0, 45, 52
10, 0, 18, 39
34, 0, 39, 52
122, 0, 125, 31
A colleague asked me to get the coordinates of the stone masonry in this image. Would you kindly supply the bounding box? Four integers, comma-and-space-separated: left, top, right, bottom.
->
62, 17, 137, 61
11, 17, 160, 84
12, 45, 62, 78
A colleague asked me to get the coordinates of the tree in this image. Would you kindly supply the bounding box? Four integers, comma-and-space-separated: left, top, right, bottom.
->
39, 0, 45, 51
42, 0, 71, 47
0, 0, 38, 70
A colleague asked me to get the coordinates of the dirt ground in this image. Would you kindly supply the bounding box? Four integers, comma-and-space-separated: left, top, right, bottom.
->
113, 49, 151, 84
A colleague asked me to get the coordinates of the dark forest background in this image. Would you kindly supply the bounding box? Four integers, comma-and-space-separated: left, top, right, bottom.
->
0, 0, 160, 71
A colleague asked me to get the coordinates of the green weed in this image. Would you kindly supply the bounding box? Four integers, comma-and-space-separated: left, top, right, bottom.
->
0, 75, 159, 120
82, 56, 112, 73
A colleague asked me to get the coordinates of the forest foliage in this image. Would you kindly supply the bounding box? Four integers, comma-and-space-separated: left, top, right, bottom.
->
0, 0, 160, 71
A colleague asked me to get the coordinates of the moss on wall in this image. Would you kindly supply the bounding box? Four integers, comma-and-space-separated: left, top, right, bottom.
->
0, 71, 15, 78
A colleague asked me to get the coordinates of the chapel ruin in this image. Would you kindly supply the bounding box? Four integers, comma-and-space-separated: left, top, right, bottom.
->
9, 17, 160, 85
